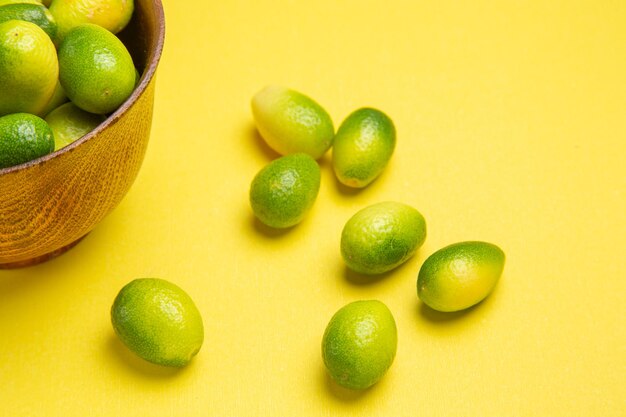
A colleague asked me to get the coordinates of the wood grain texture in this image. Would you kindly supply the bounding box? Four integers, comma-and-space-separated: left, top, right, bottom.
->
0, 0, 165, 267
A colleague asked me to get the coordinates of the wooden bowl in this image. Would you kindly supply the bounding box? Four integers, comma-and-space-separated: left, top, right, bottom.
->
0, 0, 165, 268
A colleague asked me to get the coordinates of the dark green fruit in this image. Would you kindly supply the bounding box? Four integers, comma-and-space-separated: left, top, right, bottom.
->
249, 153, 321, 228
0, 112, 54, 168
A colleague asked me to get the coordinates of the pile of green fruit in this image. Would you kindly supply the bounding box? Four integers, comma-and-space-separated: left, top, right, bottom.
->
249, 85, 506, 390
0, 0, 136, 169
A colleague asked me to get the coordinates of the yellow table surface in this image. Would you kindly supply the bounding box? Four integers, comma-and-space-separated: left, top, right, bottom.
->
1, 0, 625, 415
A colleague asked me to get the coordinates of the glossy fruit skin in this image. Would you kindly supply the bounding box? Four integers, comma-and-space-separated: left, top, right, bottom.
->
251, 85, 334, 159
58, 23, 135, 114
111, 278, 204, 367
45, 102, 105, 149
0, 20, 58, 116
0, 113, 54, 168
341, 201, 427, 274
0, 0, 43, 6
49, 0, 134, 40
0, 3, 58, 41
322, 300, 397, 390
39, 80, 68, 117
332, 108, 396, 188
417, 241, 505, 312
249, 153, 321, 228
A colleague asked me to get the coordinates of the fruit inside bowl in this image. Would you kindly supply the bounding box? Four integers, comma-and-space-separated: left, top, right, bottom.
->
0, 0, 165, 267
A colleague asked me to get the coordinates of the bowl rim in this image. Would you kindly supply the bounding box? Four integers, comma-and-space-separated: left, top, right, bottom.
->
0, 0, 166, 177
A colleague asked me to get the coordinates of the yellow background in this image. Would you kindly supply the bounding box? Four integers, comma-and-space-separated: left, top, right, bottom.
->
1, 0, 625, 415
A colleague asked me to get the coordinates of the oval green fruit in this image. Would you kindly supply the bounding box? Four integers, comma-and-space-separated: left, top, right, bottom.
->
111, 278, 204, 367
0, 0, 43, 6
0, 20, 58, 116
0, 113, 54, 168
45, 102, 105, 150
341, 201, 427, 274
322, 300, 397, 390
0, 3, 57, 41
417, 241, 505, 312
50, 0, 134, 41
39, 80, 68, 117
249, 153, 321, 228
332, 107, 396, 188
58, 23, 135, 114
251, 85, 334, 159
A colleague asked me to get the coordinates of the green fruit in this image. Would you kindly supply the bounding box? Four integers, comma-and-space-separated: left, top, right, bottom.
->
0, 0, 42, 7
249, 153, 321, 228
341, 201, 427, 274
0, 20, 58, 116
322, 300, 397, 390
332, 108, 396, 188
58, 23, 135, 114
39, 80, 68, 117
251, 85, 334, 159
134, 67, 140, 86
49, 0, 134, 41
45, 102, 105, 149
111, 278, 204, 368
0, 113, 54, 168
417, 241, 505, 312
0, 3, 58, 41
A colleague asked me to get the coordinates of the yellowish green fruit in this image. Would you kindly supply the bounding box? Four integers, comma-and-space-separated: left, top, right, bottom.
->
0, 113, 54, 168
0, 0, 42, 6
332, 107, 396, 188
58, 23, 135, 114
49, 0, 134, 40
111, 278, 204, 367
251, 85, 334, 159
417, 241, 505, 312
45, 102, 105, 149
0, 3, 58, 41
0, 20, 58, 116
249, 153, 321, 228
341, 201, 427, 274
134, 66, 140, 86
38, 80, 68, 117
322, 300, 397, 390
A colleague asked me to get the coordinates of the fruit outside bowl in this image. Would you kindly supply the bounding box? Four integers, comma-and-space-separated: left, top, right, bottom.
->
0, 0, 165, 268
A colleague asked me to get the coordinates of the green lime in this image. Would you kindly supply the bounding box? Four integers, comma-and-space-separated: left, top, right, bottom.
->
0, 20, 58, 116
249, 153, 321, 228
134, 67, 140, 86
111, 278, 204, 368
332, 107, 396, 188
0, 113, 54, 168
0, 0, 42, 6
49, 0, 134, 40
341, 201, 427, 274
39, 80, 68, 117
58, 23, 136, 114
0, 3, 57, 41
322, 300, 397, 390
45, 102, 105, 149
417, 241, 505, 312
251, 85, 334, 159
